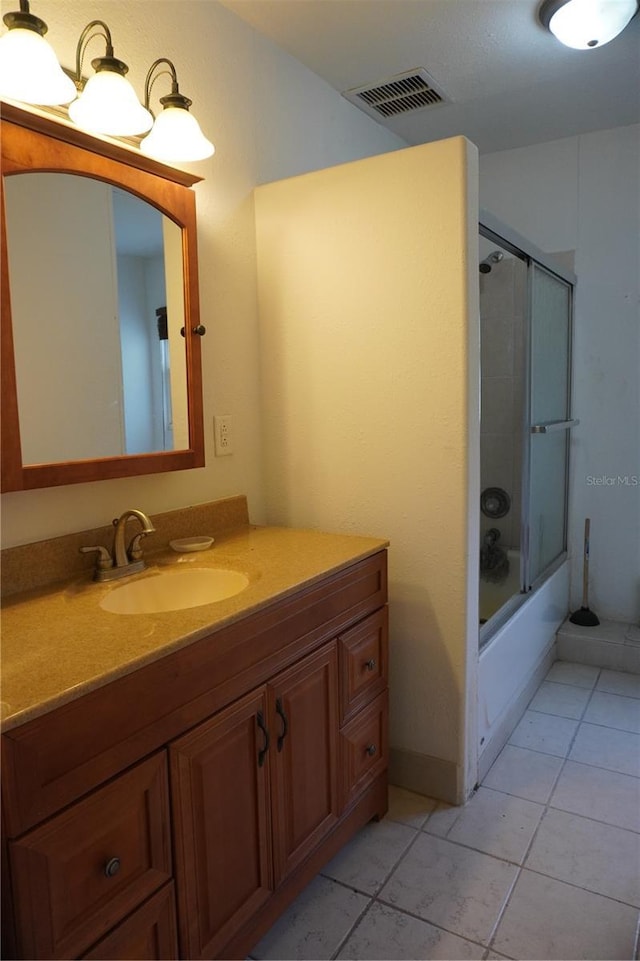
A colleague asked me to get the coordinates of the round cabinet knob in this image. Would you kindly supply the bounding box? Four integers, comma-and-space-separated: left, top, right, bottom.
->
104, 857, 121, 878
366, 744, 377, 757
365, 658, 376, 671
180, 325, 207, 337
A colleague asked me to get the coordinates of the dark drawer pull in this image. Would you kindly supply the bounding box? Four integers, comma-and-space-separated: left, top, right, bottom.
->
366, 744, 377, 757
257, 711, 270, 767
365, 658, 376, 671
104, 857, 121, 878
275, 697, 288, 752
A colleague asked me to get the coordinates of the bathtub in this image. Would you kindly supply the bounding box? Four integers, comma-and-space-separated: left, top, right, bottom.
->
477, 558, 570, 780
479, 548, 521, 623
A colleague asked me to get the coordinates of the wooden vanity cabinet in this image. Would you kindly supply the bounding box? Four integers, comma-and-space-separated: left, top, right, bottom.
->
2, 551, 388, 960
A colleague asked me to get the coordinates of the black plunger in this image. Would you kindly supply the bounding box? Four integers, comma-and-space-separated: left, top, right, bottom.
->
570, 518, 600, 626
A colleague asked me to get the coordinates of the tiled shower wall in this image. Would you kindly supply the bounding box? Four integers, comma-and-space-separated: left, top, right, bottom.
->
480, 256, 527, 550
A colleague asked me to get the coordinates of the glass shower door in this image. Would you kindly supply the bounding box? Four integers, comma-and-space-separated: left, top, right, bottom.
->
527, 264, 575, 586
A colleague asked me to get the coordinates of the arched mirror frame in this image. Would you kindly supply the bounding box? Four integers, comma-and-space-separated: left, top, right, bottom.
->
0, 102, 205, 492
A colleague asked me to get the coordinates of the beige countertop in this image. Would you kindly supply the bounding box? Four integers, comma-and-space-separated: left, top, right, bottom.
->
1, 524, 387, 733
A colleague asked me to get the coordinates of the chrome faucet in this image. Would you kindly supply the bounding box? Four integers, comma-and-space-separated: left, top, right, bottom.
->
81, 509, 156, 582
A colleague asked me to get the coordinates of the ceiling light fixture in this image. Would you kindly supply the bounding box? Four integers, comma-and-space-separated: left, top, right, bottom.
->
140, 59, 214, 163
0, 0, 76, 105
68, 20, 153, 136
538, 0, 639, 49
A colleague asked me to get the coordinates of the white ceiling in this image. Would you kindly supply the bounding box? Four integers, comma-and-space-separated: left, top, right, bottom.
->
219, 0, 640, 153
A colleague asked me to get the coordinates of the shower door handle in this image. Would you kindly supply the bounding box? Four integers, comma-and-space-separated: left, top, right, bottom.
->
531, 419, 580, 434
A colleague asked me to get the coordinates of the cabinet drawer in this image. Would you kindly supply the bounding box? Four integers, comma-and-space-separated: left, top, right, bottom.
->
82, 884, 178, 960
9, 753, 172, 960
340, 691, 388, 809
339, 608, 388, 723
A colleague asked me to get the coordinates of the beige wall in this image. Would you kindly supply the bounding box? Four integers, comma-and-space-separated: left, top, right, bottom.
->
1, 0, 403, 547
255, 138, 480, 802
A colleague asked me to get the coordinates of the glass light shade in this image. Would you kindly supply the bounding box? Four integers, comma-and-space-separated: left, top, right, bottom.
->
546, 0, 638, 48
69, 68, 153, 135
140, 106, 214, 162
0, 26, 76, 104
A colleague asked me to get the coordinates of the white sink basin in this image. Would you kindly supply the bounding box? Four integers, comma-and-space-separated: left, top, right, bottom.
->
100, 568, 249, 615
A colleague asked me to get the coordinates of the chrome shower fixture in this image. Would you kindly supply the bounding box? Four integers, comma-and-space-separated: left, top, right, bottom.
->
479, 251, 504, 274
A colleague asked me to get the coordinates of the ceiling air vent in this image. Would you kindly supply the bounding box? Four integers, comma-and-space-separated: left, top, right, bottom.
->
343, 69, 449, 121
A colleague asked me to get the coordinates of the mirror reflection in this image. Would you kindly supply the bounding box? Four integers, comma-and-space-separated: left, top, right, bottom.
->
3, 173, 189, 465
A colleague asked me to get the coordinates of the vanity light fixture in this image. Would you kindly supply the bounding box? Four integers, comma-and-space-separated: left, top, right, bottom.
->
68, 20, 153, 136
140, 58, 214, 163
0, 0, 76, 105
538, 0, 639, 49
0, 10, 214, 162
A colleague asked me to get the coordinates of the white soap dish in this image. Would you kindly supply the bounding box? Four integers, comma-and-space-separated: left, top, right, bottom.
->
169, 536, 214, 553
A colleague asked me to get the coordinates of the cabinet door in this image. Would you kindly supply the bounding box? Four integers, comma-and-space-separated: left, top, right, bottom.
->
82, 884, 178, 960
269, 643, 340, 882
170, 688, 272, 961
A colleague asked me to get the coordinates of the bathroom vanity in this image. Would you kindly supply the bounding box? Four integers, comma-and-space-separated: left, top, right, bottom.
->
1, 519, 389, 960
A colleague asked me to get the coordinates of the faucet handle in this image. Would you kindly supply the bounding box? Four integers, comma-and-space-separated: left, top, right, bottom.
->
127, 531, 152, 561
80, 545, 114, 571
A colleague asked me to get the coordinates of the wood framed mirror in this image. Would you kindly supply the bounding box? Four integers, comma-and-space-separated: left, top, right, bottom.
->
1, 102, 205, 492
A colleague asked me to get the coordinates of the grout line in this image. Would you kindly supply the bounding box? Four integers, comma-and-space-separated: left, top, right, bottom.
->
421, 799, 466, 838
553, 753, 640, 779
522, 668, 600, 826
543, 793, 640, 835
504, 742, 573, 761
539, 677, 597, 688
487, 666, 640, 955
372, 892, 493, 955
318, 872, 379, 898
592, 687, 640, 702
329, 893, 374, 961
326, 808, 511, 958
326, 821, 427, 958
509, 668, 602, 764
409, 827, 534, 870
321, 818, 425, 896
577, 716, 640, 736
516, 862, 640, 910
481, 667, 603, 956
527, 706, 588, 721
327, 817, 514, 956
482, 859, 523, 956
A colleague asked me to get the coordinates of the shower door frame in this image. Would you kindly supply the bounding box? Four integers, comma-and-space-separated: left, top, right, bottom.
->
478, 210, 577, 646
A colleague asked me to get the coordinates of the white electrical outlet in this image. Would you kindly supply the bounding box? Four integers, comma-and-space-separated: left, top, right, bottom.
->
214, 415, 233, 456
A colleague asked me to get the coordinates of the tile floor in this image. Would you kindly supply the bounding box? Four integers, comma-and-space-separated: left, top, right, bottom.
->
249, 662, 640, 960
